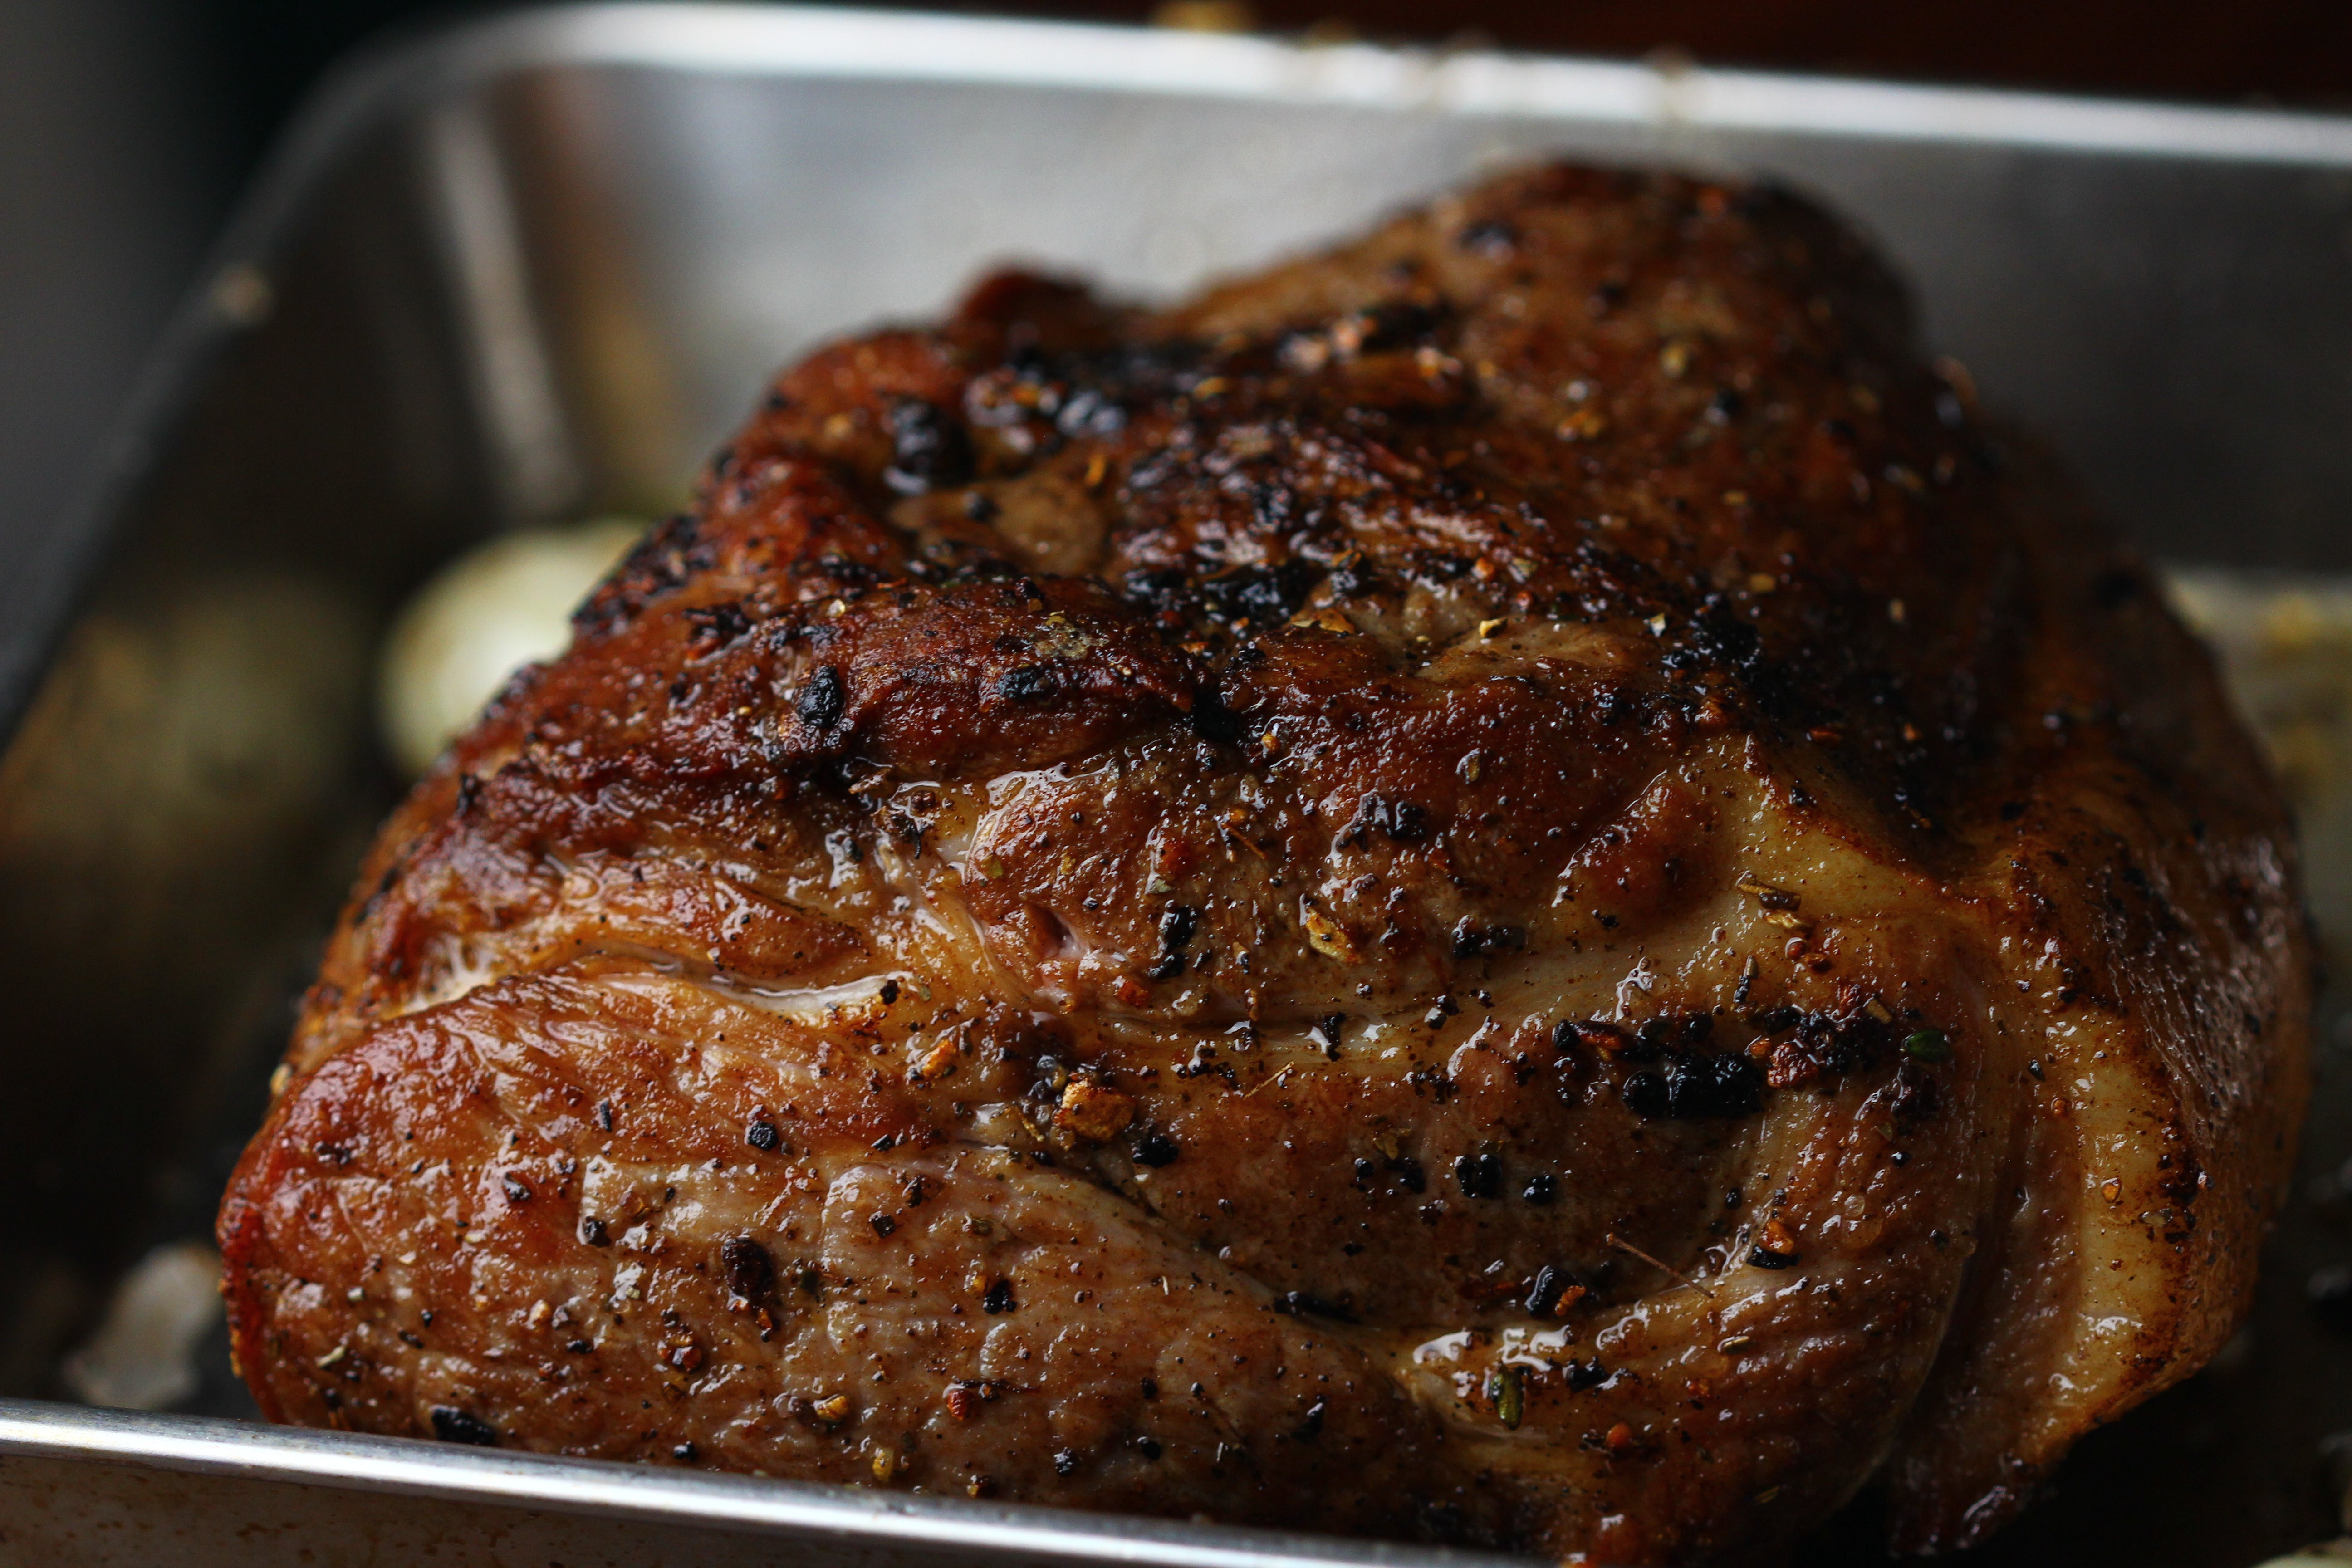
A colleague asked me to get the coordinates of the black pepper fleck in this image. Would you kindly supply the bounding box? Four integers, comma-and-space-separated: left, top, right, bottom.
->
723, 1235, 778, 1305
430, 1406, 499, 1446
796, 665, 847, 730
1455, 1152, 1503, 1198
1133, 1130, 1181, 1167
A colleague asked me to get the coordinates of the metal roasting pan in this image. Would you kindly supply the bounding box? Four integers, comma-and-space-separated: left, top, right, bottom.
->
7, 6, 2352, 1563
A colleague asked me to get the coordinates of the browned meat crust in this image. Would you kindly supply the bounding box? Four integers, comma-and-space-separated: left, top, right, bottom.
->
219, 164, 2309, 1562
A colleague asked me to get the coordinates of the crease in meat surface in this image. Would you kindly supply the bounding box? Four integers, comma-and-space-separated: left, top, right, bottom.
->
219, 164, 2310, 1563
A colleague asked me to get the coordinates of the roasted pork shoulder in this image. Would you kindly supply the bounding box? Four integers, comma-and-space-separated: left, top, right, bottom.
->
219, 164, 2310, 1562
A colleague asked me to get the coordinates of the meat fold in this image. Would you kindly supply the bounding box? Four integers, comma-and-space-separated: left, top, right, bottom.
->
220, 163, 2310, 1563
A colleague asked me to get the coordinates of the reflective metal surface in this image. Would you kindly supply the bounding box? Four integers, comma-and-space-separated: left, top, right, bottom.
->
0, 1400, 1519, 1566
7, 6, 2352, 1563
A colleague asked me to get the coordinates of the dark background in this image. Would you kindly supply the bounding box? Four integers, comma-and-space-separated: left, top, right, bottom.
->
5, 0, 2349, 569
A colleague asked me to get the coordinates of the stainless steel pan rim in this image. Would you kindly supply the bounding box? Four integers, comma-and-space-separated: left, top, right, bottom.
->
365, 3, 2352, 166
0, 1397, 1525, 1565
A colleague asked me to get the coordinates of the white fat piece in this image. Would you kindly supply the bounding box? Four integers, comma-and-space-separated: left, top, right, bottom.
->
62, 1241, 224, 1411
378, 519, 645, 776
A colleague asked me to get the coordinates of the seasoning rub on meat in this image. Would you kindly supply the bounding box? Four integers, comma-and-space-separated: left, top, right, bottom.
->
219, 164, 2310, 1563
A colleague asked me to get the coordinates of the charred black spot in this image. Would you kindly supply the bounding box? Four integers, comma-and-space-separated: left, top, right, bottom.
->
577, 1217, 611, 1247
1522, 1172, 1557, 1205
1558, 1018, 1627, 1055
1622, 1044, 1762, 1120
1564, 1359, 1611, 1392
1627, 1013, 1713, 1062
745, 1117, 781, 1152
1055, 386, 1127, 439
1132, 1130, 1181, 1167
1674, 1051, 1763, 1117
1891, 1059, 1941, 1128
578, 512, 708, 636
683, 600, 754, 653
1455, 1151, 1504, 1198
883, 398, 974, 494
500, 1173, 532, 1204
1273, 1291, 1355, 1322
1351, 300, 1443, 353
1458, 216, 1519, 257
996, 663, 1063, 702
1120, 566, 1194, 613
1622, 1069, 1669, 1118
1189, 688, 1243, 745
1767, 1006, 1904, 1087
723, 1235, 778, 1305
1341, 792, 1430, 846
430, 1406, 499, 1446
983, 1279, 1017, 1314
1451, 918, 1526, 959
797, 665, 847, 730
1196, 560, 1322, 628
1159, 905, 1198, 953
1667, 599, 1766, 684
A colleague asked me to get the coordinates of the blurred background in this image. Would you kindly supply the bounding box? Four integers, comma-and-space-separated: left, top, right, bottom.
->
5, 0, 2351, 573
